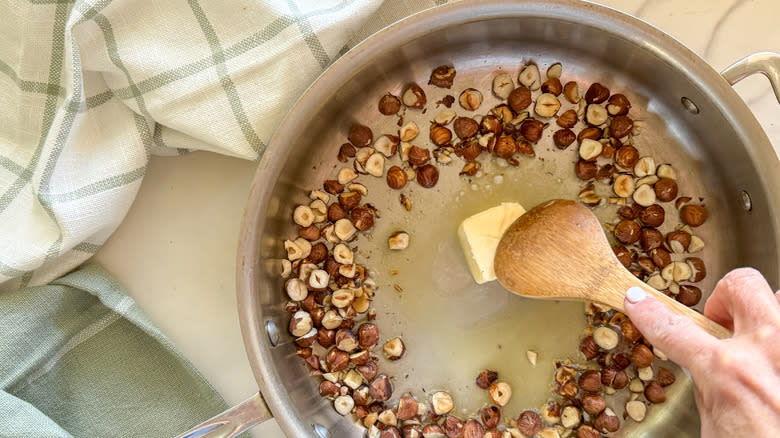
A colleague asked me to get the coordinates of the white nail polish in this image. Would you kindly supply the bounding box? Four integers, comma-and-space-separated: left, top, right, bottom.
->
626, 286, 647, 303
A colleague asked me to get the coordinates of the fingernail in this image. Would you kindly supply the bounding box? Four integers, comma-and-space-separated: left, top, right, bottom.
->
626, 286, 647, 303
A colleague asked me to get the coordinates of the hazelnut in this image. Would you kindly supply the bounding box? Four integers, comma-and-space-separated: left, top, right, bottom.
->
607, 93, 631, 116
633, 184, 657, 207
442, 415, 463, 438
337, 167, 358, 185
613, 174, 636, 198
381, 427, 401, 438
357, 360, 378, 383
378, 94, 401, 115
459, 88, 483, 111
578, 370, 602, 393
395, 395, 418, 421
388, 231, 410, 251
519, 119, 544, 143
657, 163, 677, 180
593, 326, 619, 350
557, 109, 578, 128
575, 160, 598, 180
383, 337, 405, 360
631, 344, 654, 368
386, 166, 408, 190
476, 369, 498, 389
293, 205, 315, 227
453, 117, 479, 139
416, 164, 439, 188
639, 204, 665, 227
579, 139, 603, 161
678, 284, 702, 306
429, 124, 452, 147
575, 425, 600, 438
618, 203, 643, 220
460, 162, 480, 176
489, 381, 512, 406
508, 86, 532, 112
561, 406, 581, 428
680, 204, 708, 227
547, 62, 562, 78
431, 391, 454, 415
614, 220, 641, 244
650, 248, 671, 269
541, 401, 561, 424
621, 319, 642, 344
434, 109, 457, 125
638, 365, 654, 381
609, 115, 633, 138
516, 411, 542, 436
326, 347, 350, 372
535, 93, 561, 117
654, 177, 678, 202
462, 419, 484, 438
637, 175, 659, 187
634, 156, 656, 177
492, 72, 515, 99
480, 405, 501, 429
334, 394, 355, 416
516, 139, 535, 156
645, 380, 666, 403
459, 139, 483, 161
335, 329, 359, 353
585, 82, 610, 104
613, 246, 633, 268
480, 115, 503, 136
615, 145, 639, 169
640, 227, 664, 252
285, 278, 308, 301
666, 230, 692, 253
402, 83, 426, 109
558, 380, 578, 398
657, 367, 676, 387
349, 124, 373, 148
687, 257, 706, 282
563, 81, 580, 103
518, 64, 541, 90
319, 380, 340, 398
338, 191, 361, 211
308, 269, 330, 290
422, 425, 444, 436
626, 400, 647, 422
351, 206, 375, 231
289, 310, 313, 337
577, 126, 602, 142
585, 103, 608, 126
495, 135, 517, 158
378, 408, 398, 426
429, 65, 456, 88
324, 179, 345, 195
553, 128, 576, 149
408, 146, 431, 167
542, 77, 563, 96
337, 143, 356, 162
370, 375, 393, 401
400, 122, 420, 142
579, 186, 601, 206
594, 408, 620, 433
582, 393, 607, 415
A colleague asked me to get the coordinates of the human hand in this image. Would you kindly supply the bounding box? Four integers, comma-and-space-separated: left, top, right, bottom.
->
623, 268, 780, 437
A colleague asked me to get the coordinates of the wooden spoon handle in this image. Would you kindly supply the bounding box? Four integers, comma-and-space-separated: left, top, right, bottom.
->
610, 275, 732, 340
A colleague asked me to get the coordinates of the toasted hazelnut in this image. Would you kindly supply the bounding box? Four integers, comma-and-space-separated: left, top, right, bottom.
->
615, 145, 639, 168
285, 238, 311, 261
335, 329, 359, 353
349, 124, 373, 148
460, 419, 484, 438
614, 220, 640, 244
416, 164, 439, 188
547, 62, 562, 79
535, 93, 561, 117
285, 278, 308, 302
378, 93, 402, 115
607, 93, 631, 116
613, 246, 632, 268
666, 230, 692, 253
364, 153, 384, 178
542, 77, 563, 96
338, 191, 361, 211
429, 65, 456, 88
654, 178, 678, 202
388, 231, 410, 251
393, 395, 418, 421
626, 400, 647, 422
680, 204, 708, 227
326, 347, 350, 372
657, 367, 676, 387
434, 109, 457, 126
489, 381, 512, 406
563, 81, 580, 103
656, 163, 677, 180
516, 411, 542, 437
320, 380, 341, 398
636, 175, 659, 187
575, 160, 598, 180
442, 415, 463, 437
308, 269, 330, 290
518, 119, 544, 144
333, 394, 355, 416
678, 284, 702, 306
629, 378, 645, 393
383, 337, 405, 360
578, 370, 602, 393
634, 156, 656, 178
618, 203, 643, 220
370, 375, 393, 401
575, 425, 600, 438
662, 261, 693, 282
561, 406, 581, 428
594, 408, 620, 433
378, 408, 398, 426
582, 393, 606, 415
491, 72, 516, 99
648, 248, 670, 270
593, 326, 619, 350
475, 369, 499, 390
553, 110, 576, 130
687, 257, 706, 282
508, 86, 532, 112
357, 361, 378, 383
293, 205, 315, 227
633, 184, 656, 207
399, 122, 420, 142
639, 204, 665, 227
451, 117, 478, 139
493, 135, 516, 159
577, 126, 602, 143
578, 138, 602, 162
429, 125, 453, 147
558, 380, 578, 399
431, 391, 454, 415
351, 206, 375, 231
612, 174, 636, 198
518, 64, 541, 90
586, 103, 608, 126
477, 405, 501, 429
385, 166, 408, 190
321, 310, 343, 330
459, 88, 483, 111
309, 199, 328, 223
331, 288, 355, 309
357, 323, 379, 350
422, 424, 445, 437
585, 83, 610, 104
402, 83, 426, 109
689, 235, 705, 253
631, 344, 654, 368
644, 381, 666, 403
333, 217, 357, 241
640, 228, 664, 252
609, 115, 633, 138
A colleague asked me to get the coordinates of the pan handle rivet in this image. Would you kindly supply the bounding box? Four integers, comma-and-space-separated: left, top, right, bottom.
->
740, 190, 752, 211
312, 424, 330, 437
681, 97, 700, 114
265, 321, 280, 346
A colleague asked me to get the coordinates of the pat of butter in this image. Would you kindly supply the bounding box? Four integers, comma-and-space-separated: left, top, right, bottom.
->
457, 202, 526, 284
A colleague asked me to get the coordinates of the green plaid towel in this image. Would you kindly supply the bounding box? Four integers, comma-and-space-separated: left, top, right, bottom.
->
0, 0, 450, 436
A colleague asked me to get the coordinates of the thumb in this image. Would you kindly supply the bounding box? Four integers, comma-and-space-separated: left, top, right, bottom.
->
623, 287, 716, 373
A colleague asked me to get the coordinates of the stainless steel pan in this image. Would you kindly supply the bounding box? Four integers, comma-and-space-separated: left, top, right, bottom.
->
179, 1, 780, 437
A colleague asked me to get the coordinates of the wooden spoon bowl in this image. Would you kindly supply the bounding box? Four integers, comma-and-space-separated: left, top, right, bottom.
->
494, 199, 731, 339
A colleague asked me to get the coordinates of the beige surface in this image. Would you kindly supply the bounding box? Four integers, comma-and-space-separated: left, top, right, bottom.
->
94, 1, 779, 436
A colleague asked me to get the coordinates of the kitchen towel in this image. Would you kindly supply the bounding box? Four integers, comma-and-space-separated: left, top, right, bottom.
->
0, 0, 451, 435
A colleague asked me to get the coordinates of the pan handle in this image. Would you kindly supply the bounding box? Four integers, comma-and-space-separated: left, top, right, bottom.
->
721, 52, 780, 103
175, 392, 273, 438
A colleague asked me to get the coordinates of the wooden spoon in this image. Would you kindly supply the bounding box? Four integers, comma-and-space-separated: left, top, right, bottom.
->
494, 199, 731, 339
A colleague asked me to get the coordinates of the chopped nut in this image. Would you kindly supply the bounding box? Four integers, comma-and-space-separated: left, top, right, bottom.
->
365, 153, 385, 177
687, 257, 706, 282
613, 174, 636, 198
594, 408, 620, 433
459, 88, 483, 111
374, 135, 399, 157
429, 65, 456, 88
629, 378, 645, 393
400, 122, 420, 142
378, 409, 398, 426
338, 167, 358, 185
293, 205, 315, 227
518, 64, 541, 90
285, 278, 308, 301
334, 218, 357, 241
289, 311, 313, 337
689, 235, 705, 253
563, 81, 580, 103
333, 243, 354, 265
402, 83, 426, 109
633, 156, 656, 178
388, 231, 410, 250
584, 83, 610, 104
585, 104, 608, 126
593, 326, 619, 350
646, 273, 667, 290
560, 406, 581, 428
535, 93, 561, 117
334, 395, 354, 416
284, 238, 312, 261
383, 337, 405, 360
632, 184, 656, 207
489, 381, 512, 406
370, 375, 393, 401
431, 391, 454, 415
351, 206, 375, 231
434, 109, 457, 125
331, 288, 354, 308
542, 77, 563, 96
626, 400, 647, 422
308, 269, 329, 290
526, 350, 538, 366
578, 139, 603, 161
656, 163, 677, 180
493, 72, 515, 99
636, 175, 659, 187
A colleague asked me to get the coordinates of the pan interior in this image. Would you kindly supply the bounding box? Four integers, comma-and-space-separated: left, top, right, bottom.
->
250, 10, 777, 438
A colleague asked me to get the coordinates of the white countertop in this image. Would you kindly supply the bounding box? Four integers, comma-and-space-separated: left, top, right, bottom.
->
93, 1, 780, 436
